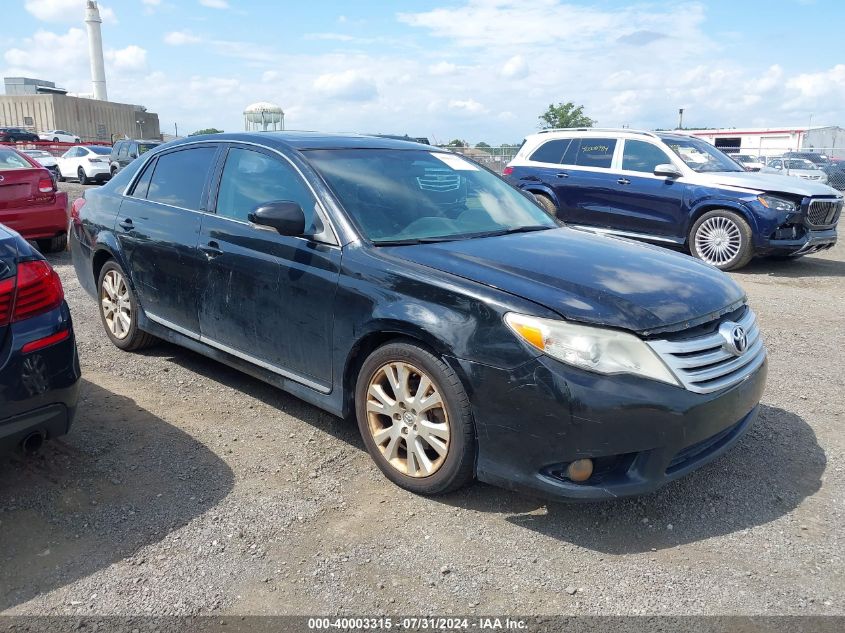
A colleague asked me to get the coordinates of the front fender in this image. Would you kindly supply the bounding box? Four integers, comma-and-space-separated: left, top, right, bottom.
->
687, 194, 762, 238
520, 183, 560, 208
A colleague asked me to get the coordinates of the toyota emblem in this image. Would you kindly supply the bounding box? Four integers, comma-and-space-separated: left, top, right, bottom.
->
718, 321, 748, 356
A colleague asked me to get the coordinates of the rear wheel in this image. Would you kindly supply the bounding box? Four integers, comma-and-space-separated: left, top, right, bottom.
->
532, 192, 559, 219
355, 341, 475, 496
97, 260, 156, 351
77, 167, 89, 185
52, 137, 59, 142
689, 210, 754, 271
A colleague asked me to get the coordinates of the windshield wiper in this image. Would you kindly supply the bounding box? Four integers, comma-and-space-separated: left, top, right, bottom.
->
373, 235, 463, 246
473, 225, 554, 238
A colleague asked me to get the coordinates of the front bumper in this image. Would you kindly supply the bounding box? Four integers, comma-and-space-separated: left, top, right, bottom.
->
455, 352, 767, 501
759, 227, 837, 257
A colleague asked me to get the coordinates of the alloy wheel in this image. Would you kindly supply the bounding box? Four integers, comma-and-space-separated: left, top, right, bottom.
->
100, 269, 132, 340
365, 361, 450, 477
694, 216, 742, 266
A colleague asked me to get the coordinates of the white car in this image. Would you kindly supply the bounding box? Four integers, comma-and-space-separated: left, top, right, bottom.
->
767, 157, 829, 184
39, 129, 81, 143
20, 149, 60, 179
57, 145, 113, 184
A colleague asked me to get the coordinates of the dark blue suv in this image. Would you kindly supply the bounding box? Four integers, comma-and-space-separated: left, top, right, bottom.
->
504, 129, 843, 270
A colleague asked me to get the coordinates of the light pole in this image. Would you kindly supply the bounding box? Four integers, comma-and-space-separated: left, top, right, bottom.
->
678, 108, 685, 130
136, 120, 143, 139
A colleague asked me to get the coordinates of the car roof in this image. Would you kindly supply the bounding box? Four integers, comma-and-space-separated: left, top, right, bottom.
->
167, 131, 440, 152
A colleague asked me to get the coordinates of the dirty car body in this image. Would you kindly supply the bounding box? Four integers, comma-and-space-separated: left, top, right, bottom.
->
69, 132, 766, 500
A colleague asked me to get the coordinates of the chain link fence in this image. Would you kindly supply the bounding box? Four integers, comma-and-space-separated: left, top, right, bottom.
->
437, 146, 520, 174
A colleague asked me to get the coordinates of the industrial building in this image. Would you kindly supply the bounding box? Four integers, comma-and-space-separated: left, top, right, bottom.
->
686, 126, 845, 159
0, 1, 160, 142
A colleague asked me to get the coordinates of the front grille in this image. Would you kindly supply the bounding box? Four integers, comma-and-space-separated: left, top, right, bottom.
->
647, 308, 766, 394
416, 168, 461, 192
807, 198, 842, 226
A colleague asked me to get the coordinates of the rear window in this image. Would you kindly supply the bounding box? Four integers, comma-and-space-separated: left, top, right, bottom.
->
138, 143, 159, 155
88, 146, 112, 155
570, 138, 617, 168
529, 139, 571, 164
146, 147, 217, 210
0, 149, 31, 170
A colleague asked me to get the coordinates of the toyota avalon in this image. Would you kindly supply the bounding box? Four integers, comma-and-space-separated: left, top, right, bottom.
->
69, 133, 767, 500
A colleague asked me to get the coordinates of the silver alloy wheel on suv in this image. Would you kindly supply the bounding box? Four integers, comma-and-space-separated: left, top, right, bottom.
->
694, 216, 742, 266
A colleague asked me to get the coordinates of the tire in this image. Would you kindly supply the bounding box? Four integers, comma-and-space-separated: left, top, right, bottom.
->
532, 192, 559, 219
37, 234, 67, 253
52, 137, 59, 143
355, 341, 475, 496
96, 260, 157, 351
78, 168, 89, 185
110, 166, 118, 178
689, 209, 754, 271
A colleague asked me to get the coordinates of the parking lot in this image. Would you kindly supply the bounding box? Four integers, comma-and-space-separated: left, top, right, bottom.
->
0, 181, 843, 616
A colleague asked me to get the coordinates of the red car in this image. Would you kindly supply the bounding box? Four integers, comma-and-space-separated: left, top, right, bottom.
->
0, 146, 68, 252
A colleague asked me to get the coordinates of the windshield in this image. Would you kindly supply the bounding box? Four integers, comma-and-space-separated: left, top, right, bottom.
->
662, 137, 744, 173
785, 159, 818, 170
306, 149, 557, 244
23, 150, 51, 157
87, 146, 112, 155
734, 155, 754, 163
138, 143, 159, 154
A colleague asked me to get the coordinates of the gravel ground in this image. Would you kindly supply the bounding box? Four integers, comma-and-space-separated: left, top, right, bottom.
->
1, 181, 843, 616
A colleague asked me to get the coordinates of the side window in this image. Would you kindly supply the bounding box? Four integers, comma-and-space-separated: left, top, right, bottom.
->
117, 143, 129, 159
573, 138, 617, 168
621, 140, 672, 173
130, 158, 156, 199
146, 147, 217, 210
529, 139, 571, 164
215, 147, 322, 235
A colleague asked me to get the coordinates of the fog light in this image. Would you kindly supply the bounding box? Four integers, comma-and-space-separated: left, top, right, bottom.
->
566, 458, 594, 482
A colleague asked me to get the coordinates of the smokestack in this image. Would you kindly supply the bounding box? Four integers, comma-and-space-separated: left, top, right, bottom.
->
84, 0, 107, 101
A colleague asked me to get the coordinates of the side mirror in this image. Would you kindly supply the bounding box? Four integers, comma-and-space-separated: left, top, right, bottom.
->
248, 201, 306, 236
653, 164, 682, 179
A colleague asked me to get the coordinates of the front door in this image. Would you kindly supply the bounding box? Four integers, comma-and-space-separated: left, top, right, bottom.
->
198, 145, 340, 388
600, 139, 687, 239
115, 144, 219, 334
550, 137, 621, 229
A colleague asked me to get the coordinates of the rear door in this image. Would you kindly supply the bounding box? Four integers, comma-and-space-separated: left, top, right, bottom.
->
600, 138, 687, 239
197, 144, 340, 387
116, 144, 219, 334
551, 137, 620, 227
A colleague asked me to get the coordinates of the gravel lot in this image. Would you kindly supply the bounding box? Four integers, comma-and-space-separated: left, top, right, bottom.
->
1, 181, 843, 616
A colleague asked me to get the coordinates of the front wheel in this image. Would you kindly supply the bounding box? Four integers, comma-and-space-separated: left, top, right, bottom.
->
78, 167, 89, 185
689, 210, 754, 271
532, 192, 559, 219
97, 261, 157, 351
355, 341, 475, 496
53, 137, 59, 142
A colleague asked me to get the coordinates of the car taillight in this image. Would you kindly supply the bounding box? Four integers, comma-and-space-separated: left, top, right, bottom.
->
0, 277, 14, 326
11, 260, 64, 322
71, 197, 86, 222
38, 177, 55, 193
502, 166, 514, 176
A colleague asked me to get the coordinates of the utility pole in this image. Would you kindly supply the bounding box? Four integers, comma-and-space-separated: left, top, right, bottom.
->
678, 108, 685, 130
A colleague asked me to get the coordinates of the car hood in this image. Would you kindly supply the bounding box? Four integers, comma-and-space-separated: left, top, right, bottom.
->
691, 170, 837, 196
386, 228, 746, 335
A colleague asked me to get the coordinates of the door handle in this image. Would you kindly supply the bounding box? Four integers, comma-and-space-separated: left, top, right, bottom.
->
200, 241, 223, 258
118, 218, 134, 231
617, 178, 631, 185
555, 172, 569, 178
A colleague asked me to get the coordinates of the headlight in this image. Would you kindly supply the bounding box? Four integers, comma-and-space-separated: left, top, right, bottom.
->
504, 313, 680, 386
757, 194, 798, 212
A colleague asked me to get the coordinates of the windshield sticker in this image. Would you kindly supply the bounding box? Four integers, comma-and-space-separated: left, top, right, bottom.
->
430, 152, 479, 171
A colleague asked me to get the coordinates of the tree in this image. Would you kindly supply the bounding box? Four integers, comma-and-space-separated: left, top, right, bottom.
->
475, 141, 492, 153
188, 128, 224, 136
538, 102, 594, 129
447, 139, 468, 148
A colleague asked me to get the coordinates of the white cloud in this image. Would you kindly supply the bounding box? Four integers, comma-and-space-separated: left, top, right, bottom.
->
448, 99, 486, 114
199, 0, 229, 8
4, 27, 88, 73
164, 30, 202, 45
25, 0, 116, 23
429, 61, 458, 76
500, 55, 528, 79
142, 0, 161, 4
105, 45, 147, 72
313, 69, 378, 101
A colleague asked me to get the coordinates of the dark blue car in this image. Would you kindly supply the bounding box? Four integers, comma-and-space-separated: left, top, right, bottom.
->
0, 224, 80, 453
504, 129, 842, 270
70, 132, 766, 501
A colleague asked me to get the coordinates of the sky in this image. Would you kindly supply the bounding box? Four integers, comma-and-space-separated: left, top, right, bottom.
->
2, 0, 844, 144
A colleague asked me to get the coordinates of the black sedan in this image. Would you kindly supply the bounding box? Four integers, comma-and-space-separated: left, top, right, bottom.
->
0, 224, 80, 453
0, 128, 40, 143
69, 132, 766, 500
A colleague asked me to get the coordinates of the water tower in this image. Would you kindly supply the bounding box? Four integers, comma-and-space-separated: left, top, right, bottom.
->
244, 102, 285, 131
